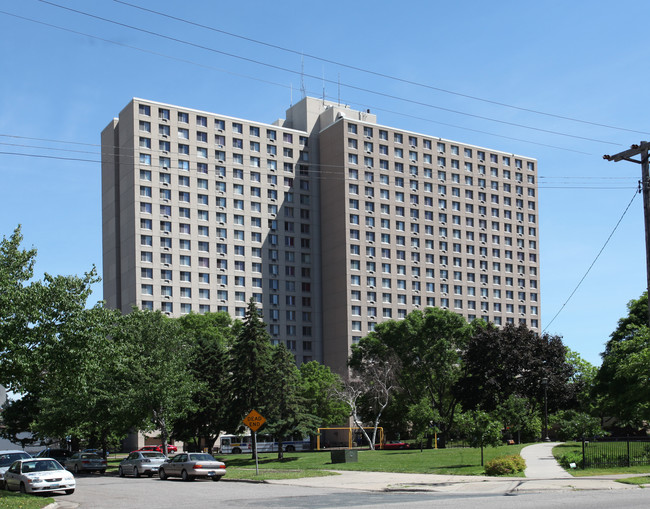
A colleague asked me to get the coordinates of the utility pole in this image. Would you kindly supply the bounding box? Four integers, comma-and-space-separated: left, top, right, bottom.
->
603, 142, 650, 327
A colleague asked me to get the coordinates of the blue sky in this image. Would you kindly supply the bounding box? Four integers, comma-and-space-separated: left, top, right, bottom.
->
1, 0, 647, 366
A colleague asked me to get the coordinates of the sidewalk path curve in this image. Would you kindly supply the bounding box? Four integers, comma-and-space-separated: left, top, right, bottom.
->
520, 442, 572, 479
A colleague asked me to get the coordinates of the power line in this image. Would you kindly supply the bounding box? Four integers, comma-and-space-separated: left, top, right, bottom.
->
0, 151, 100, 163
113, 0, 650, 137
0, 9, 615, 156
543, 188, 640, 333
32, 1, 624, 146
0, 135, 639, 186
0, 146, 639, 190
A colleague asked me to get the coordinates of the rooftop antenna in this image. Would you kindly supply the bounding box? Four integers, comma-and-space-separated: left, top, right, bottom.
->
338, 73, 341, 105
300, 54, 306, 99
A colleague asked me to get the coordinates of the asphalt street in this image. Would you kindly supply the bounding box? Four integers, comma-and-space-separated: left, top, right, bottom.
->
43, 443, 649, 509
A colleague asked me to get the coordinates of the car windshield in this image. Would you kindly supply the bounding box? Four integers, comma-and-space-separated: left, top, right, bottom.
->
188, 453, 216, 462
142, 452, 165, 458
22, 460, 62, 473
0, 453, 30, 467
81, 453, 102, 459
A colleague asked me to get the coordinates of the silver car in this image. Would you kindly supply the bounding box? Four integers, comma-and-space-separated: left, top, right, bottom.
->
0, 450, 32, 488
119, 451, 167, 478
158, 453, 226, 481
65, 452, 107, 474
3, 458, 75, 495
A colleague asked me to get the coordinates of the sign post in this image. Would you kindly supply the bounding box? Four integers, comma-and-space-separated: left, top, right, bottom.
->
242, 410, 266, 476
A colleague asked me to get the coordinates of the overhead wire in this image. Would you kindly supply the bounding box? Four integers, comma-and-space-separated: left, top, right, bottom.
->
542, 188, 640, 333
31, 1, 625, 147
0, 134, 639, 187
113, 0, 650, 137
0, 142, 639, 190
1, 7, 626, 156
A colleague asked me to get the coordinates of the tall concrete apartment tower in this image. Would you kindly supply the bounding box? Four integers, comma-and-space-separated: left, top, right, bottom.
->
102, 97, 540, 374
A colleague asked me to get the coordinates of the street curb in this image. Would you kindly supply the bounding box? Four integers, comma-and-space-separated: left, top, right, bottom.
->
221, 478, 266, 484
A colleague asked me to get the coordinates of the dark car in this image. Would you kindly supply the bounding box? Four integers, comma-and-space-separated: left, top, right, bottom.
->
35, 448, 73, 465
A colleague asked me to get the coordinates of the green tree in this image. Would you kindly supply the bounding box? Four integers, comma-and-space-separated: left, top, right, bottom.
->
597, 325, 650, 423
265, 345, 319, 459
596, 293, 650, 426
565, 349, 598, 414
298, 361, 348, 427
229, 300, 273, 456
0, 395, 41, 448
0, 227, 99, 394
115, 309, 197, 455
405, 397, 439, 449
607, 292, 648, 346
173, 312, 239, 453
350, 308, 475, 444
494, 395, 541, 444
550, 410, 604, 441
33, 305, 134, 455
455, 410, 503, 465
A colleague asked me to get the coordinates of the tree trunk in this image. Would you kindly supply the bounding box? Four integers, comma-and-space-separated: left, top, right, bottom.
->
277, 439, 284, 460
352, 414, 374, 450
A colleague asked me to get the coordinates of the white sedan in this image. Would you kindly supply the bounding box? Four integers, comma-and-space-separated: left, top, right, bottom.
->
3, 458, 75, 495
158, 453, 226, 481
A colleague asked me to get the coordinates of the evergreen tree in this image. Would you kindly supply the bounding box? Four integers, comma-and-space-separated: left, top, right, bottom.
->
265, 345, 319, 459
229, 299, 273, 456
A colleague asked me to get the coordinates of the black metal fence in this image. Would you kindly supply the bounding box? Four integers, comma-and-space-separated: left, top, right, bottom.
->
582, 438, 650, 468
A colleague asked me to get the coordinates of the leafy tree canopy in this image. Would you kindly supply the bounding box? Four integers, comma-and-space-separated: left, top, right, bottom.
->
457, 323, 574, 413
350, 307, 477, 438
596, 292, 650, 424
298, 361, 348, 427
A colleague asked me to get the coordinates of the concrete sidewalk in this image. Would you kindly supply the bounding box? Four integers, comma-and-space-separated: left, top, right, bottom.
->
521, 442, 572, 478
266, 443, 642, 494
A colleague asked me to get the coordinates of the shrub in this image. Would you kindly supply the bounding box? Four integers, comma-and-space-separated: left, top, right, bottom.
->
557, 451, 583, 469
484, 454, 526, 476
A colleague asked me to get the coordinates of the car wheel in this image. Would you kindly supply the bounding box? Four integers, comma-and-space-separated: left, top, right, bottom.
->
19, 482, 27, 494
0, 480, 5, 490
65, 488, 75, 495
212, 475, 222, 482
73, 465, 79, 474
181, 469, 192, 482
134, 467, 140, 478
286, 445, 295, 452
232, 447, 242, 454
147, 472, 153, 478
158, 469, 167, 480
99, 470, 106, 475
118, 466, 125, 477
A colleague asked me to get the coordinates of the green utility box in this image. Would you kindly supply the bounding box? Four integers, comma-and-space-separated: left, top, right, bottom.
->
330, 449, 358, 463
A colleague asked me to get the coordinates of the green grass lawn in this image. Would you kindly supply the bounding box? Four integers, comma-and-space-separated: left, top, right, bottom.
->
0, 491, 53, 509
553, 443, 650, 477
215, 444, 527, 479
616, 475, 650, 486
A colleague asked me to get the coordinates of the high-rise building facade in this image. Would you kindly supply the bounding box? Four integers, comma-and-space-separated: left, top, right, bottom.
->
102, 97, 540, 374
